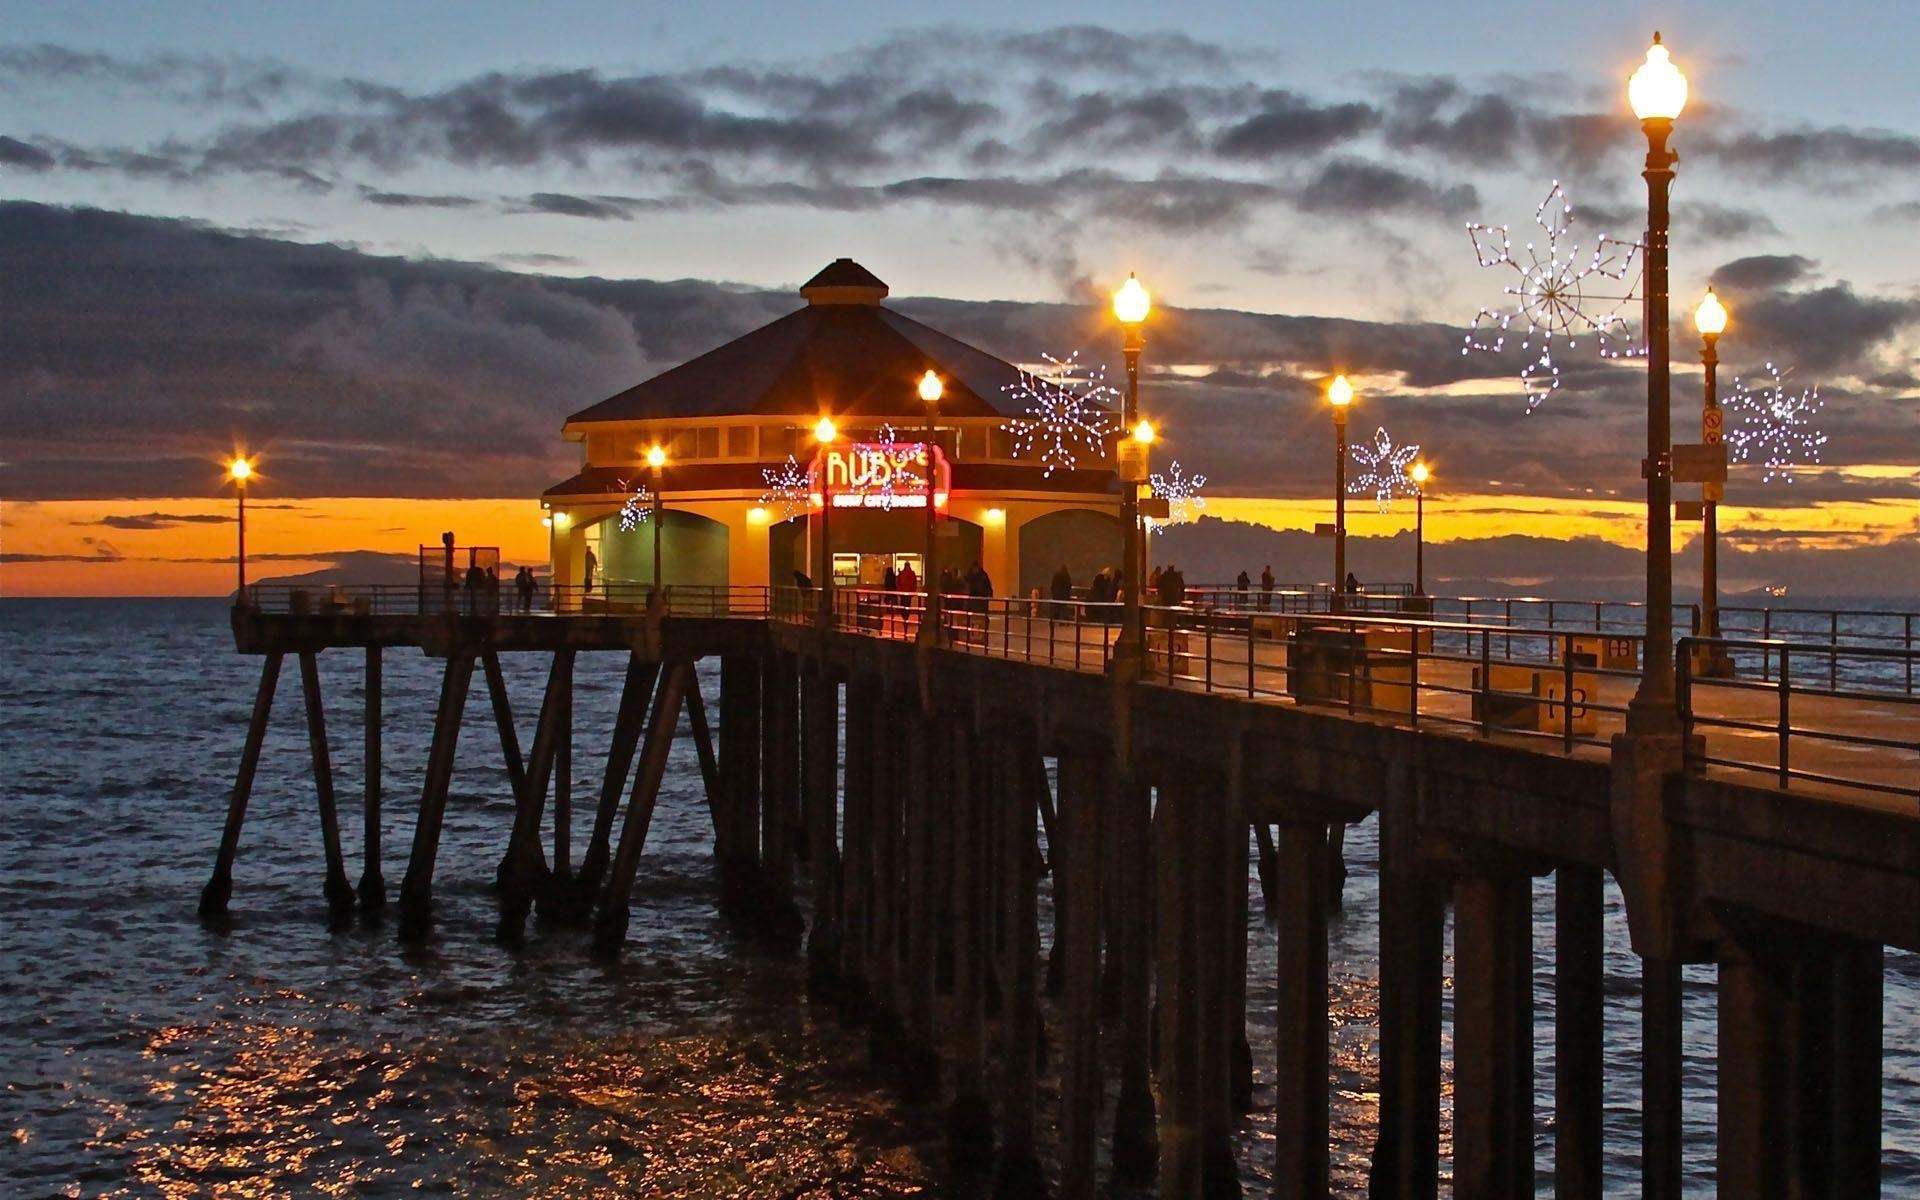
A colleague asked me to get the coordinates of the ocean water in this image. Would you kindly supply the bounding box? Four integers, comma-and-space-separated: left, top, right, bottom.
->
1, 599, 1913, 1196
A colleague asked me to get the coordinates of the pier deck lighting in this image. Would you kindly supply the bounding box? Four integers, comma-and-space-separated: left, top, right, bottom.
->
812, 417, 838, 625
645, 444, 667, 470
1111, 273, 1151, 666
1112, 274, 1151, 328
918, 371, 943, 645
814, 417, 838, 445
1328, 377, 1354, 611
1695, 289, 1731, 670
226, 455, 254, 604
1626, 30, 1688, 737
1132, 419, 1156, 445
227, 457, 252, 483
918, 370, 943, 404
1409, 461, 1431, 597
1694, 289, 1728, 337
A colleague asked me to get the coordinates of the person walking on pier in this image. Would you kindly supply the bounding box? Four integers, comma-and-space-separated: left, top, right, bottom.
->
1236, 568, 1251, 607
583, 547, 598, 595
1051, 563, 1073, 605
464, 562, 485, 615
514, 565, 536, 613
1261, 564, 1275, 610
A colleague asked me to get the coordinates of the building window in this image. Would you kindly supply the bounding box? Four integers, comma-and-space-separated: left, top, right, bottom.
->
696, 427, 720, 459
726, 426, 755, 457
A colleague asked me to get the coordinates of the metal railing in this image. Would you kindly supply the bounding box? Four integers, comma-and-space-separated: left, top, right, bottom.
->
241, 582, 772, 619
1679, 636, 1920, 801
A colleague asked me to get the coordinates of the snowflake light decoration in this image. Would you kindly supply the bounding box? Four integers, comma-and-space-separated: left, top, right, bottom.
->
866, 423, 926, 511
1726, 362, 1827, 483
614, 478, 655, 532
1001, 351, 1121, 477
1145, 461, 1207, 535
1348, 426, 1421, 512
1464, 181, 1643, 410
758, 454, 808, 523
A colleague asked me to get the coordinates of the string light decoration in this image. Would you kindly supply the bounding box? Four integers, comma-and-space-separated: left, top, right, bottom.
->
1464, 180, 1643, 409
1001, 351, 1122, 476
1145, 461, 1207, 535
866, 423, 926, 511
1726, 362, 1827, 483
613, 478, 655, 532
1348, 426, 1422, 512
758, 455, 809, 523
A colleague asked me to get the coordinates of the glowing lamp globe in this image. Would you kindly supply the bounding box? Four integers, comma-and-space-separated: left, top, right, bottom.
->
1131, 419, 1156, 445
1410, 462, 1430, 487
1328, 375, 1354, 408
813, 417, 838, 445
1694, 289, 1729, 337
227, 457, 252, 482
645, 444, 667, 470
1629, 34, 1688, 122
1112, 274, 1151, 326
918, 370, 943, 404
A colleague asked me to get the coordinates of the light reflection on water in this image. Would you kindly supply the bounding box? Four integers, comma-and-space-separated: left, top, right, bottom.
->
1, 599, 1914, 1196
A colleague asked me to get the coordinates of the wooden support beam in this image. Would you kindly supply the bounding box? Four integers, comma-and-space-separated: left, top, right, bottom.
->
1554, 864, 1605, 1200
865, 694, 903, 1072
578, 653, 658, 890
502, 651, 571, 901
200, 651, 284, 916
297, 650, 356, 918
398, 650, 477, 934
759, 653, 803, 946
838, 674, 874, 1024
358, 645, 385, 909
592, 660, 691, 953
1368, 810, 1444, 1200
553, 656, 572, 882
685, 667, 723, 847
1272, 820, 1330, 1200
1253, 822, 1278, 915
1717, 942, 1792, 1200
1110, 769, 1159, 1188
803, 665, 841, 997
1641, 954, 1685, 1200
719, 654, 763, 923
480, 651, 531, 857
1197, 779, 1242, 1200
1830, 941, 1884, 1199
994, 718, 1045, 1199
1058, 751, 1105, 1200
1452, 873, 1534, 1199
898, 704, 941, 1104
1155, 781, 1202, 1200
946, 715, 995, 1174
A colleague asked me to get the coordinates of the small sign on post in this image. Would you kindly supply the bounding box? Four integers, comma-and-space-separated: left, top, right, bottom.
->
1675, 500, 1705, 522
1117, 440, 1150, 483
1137, 497, 1171, 520
1313, 522, 1336, 538
1671, 442, 1728, 484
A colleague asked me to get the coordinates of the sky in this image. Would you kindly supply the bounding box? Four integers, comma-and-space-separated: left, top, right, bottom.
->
2, 1, 1916, 595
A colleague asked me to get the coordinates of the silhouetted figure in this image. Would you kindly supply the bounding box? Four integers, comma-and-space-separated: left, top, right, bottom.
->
464, 562, 485, 615
897, 562, 918, 594
966, 561, 992, 606
1147, 565, 1163, 597
1344, 570, 1361, 594
583, 547, 598, 594
792, 569, 813, 589
1236, 569, 1251, 605
515, 566, 536, 613
1261, 564, 1275, 610
882, 563, 898, 591
1051, 564, 1073, 603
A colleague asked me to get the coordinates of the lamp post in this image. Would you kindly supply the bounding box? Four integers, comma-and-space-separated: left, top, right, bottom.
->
1112, 274, 1151, 660
1409, 461, 1430, 597
813, 417, 838, 627
1328, 375, 1354, 612
918, 370, 943, 644
1627, 31, 1688, 734
1693, 289, 1732, 674
646, 443, 667, 609
227, 457, 252, 604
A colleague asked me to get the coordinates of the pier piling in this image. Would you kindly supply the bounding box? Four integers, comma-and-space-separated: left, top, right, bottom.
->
358, 646, 385, 909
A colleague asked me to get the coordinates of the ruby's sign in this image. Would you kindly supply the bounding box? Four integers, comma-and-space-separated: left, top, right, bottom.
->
811, 443, 951, 510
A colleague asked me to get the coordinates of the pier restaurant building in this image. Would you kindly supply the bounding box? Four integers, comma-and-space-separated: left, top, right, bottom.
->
544, 259, 1122, 601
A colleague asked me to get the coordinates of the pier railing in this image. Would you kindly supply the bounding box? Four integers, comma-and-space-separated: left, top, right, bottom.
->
242, 582, 772, 618
774, 587, 1918, 804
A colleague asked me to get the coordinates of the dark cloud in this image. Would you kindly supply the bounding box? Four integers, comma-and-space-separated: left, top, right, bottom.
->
1696, 126, 1920, 178
1214, 90, 1378, 158
85, 512, 234, 530
1677, 202, 1779, 243
1711, 254, 1817, 293
1729, 284, 1919, 374
505, 192, 647, 220
358, 186, 479, 209
0, 135, 55, 169
1296, 159, 1477, 217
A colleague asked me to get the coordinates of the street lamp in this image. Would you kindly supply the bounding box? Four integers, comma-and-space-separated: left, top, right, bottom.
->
1328, 375, 1354, 612
813, 417, 838, 626
1409, 461, 1431, 597
918, 370, 943, 644
227, 456, 253, 605
1627, 31, 1688, 733
1693, 289, 1732, 674
646, 443, 667, 609
1112, 274, 1151, 659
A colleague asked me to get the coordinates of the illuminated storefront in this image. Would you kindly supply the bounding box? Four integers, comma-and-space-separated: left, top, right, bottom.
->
543, 259, 1121, 603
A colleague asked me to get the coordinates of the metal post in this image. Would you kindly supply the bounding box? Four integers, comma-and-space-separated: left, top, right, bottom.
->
922, 400, 940, 645
1701, 329, 1722, 642
1778, 647, 1791, 789
1333, 406, 1348, 613
1117, 332, 1144, 664
235, 480, 247, 599
1628, 112, 1680, 734
1414, 487, 1425, 597
816, 451, 834, 628
651, 463, 663, 607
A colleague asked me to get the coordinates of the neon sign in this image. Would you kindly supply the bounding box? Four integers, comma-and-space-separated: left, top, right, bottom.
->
811, 443, 951, 510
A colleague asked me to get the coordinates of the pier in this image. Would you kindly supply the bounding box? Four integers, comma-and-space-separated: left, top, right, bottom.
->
201, 581, 1917, 1199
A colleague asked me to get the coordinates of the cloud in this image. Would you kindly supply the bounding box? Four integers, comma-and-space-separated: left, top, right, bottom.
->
358, 186, 479, 209
504, 191, 647, 220
1214, 91, 1378, 158
1696, 126, 1920, 178
0, 135, 55, 170
1711, 254, 1817, 292
1296, 159, 1477, 217
84, 512, 234, 530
